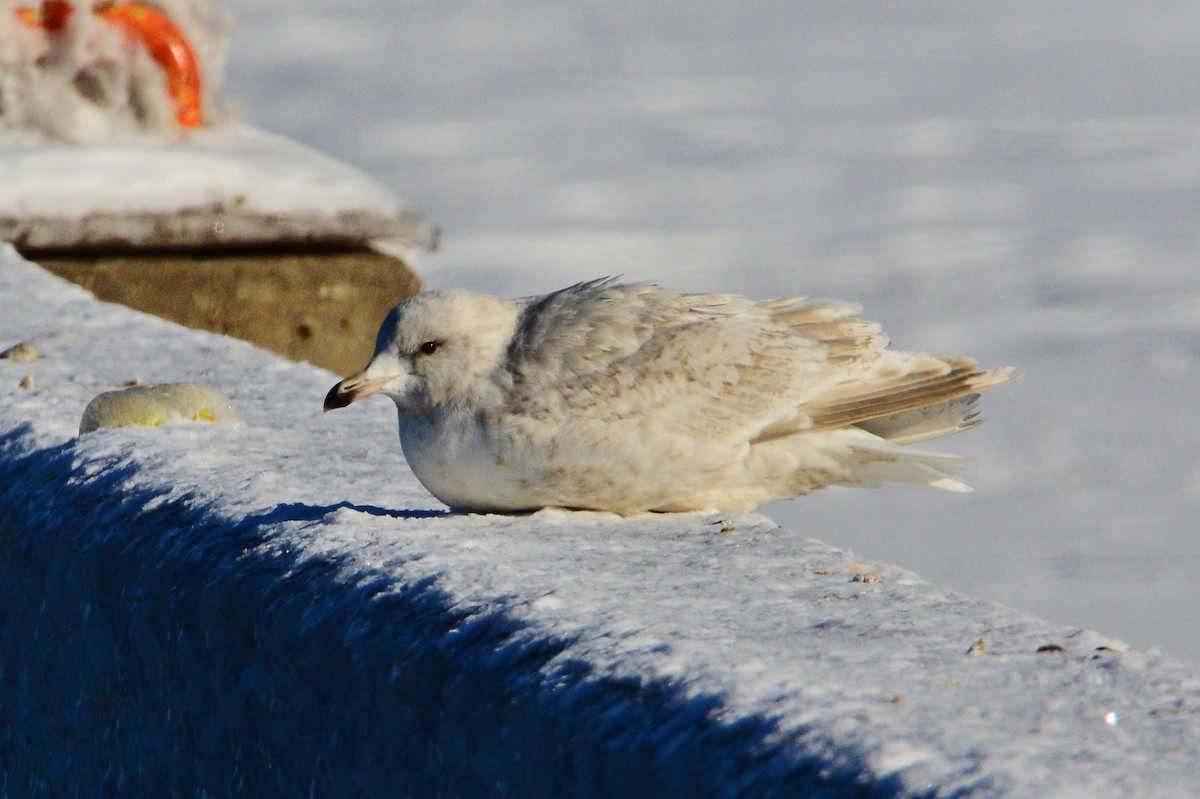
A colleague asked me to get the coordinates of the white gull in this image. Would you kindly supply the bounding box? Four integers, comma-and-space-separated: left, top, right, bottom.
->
324, 278, 1014, 515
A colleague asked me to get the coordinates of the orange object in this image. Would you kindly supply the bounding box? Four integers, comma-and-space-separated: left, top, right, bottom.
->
99, 2, 203, 128
13, 1, 204, 129
16, 1, 71, 29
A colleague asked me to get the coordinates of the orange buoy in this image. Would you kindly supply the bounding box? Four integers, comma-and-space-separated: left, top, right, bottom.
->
14, 1, 204, 128
98, 2, 204, 128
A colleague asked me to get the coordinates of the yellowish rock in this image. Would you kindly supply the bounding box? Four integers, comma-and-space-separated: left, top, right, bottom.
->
1, 340, 39, 363
79, 383, 242, 435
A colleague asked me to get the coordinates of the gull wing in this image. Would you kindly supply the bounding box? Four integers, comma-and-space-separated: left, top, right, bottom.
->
504, 281, 838, 443
504, 279, 1014, 447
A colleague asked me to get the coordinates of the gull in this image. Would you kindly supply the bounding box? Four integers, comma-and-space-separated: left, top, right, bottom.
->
324, 278, 1014, 515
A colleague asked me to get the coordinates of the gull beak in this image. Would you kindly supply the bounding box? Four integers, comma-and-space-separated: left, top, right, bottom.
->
323, 370, 396, 412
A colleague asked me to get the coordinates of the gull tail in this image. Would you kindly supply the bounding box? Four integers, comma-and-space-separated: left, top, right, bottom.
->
855, 393, 986, 445
841, 432, 975, 493
810, 362, 1015, 492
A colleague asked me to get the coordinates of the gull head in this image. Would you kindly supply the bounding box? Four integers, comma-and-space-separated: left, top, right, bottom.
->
324, 289, 519, 414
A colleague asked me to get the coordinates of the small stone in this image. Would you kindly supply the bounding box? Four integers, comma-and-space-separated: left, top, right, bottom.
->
1036, 643, 1065, 653
966, 638, 988, 656
18, 374, 35, 390
851, 573, 881, 584
0, 340, 39, 363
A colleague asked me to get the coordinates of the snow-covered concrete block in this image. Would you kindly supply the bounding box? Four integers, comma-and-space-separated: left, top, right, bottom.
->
0, 126, 439, 253
2, 245, 1199, 797
1, 0, 437, 256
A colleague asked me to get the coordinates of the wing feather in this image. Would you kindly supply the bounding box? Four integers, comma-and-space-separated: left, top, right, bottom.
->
503, 281, 1015, 451
803, 360, 1016, 432
505, 283, 832, 442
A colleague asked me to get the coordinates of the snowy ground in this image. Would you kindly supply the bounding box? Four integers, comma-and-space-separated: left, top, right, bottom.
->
218, 2, 1200, 663
4, 245, 1200, 796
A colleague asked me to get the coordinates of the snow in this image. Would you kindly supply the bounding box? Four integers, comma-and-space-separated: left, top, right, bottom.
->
4, 244, 1200, 795
217, 1, 1200, 664
0, 126, 402, 220
0, 123, 441, 253
4, 1, 1200, 793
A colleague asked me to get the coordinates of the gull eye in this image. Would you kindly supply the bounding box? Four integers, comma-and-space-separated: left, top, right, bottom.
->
418, 340, 440, 356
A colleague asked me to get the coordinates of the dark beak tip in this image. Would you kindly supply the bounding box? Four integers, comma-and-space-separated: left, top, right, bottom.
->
323, 382, 350, 412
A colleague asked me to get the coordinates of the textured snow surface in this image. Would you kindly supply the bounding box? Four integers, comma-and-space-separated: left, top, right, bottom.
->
219, 0, 1200, 664
0, 125, 401, 219
3, 248, 1200, 796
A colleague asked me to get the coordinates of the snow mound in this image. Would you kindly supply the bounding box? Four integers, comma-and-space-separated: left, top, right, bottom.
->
3, 245, 1200, 797
0, 124, 439, 252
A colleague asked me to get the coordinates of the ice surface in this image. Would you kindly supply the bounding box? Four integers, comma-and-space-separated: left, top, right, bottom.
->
217, 0, 1200, 662
3, 246, 1200, 795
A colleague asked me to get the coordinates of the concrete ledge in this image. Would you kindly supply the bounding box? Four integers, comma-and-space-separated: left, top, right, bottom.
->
36, 250, 422, 375
3, 247, 1199, 797
1, 207, 437, 254
0, 434, 823, 797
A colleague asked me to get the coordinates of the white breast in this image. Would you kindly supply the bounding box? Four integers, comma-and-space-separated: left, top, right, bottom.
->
396, 404, 547, 512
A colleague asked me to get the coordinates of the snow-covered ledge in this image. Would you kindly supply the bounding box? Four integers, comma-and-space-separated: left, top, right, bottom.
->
2, 247, 1198, 798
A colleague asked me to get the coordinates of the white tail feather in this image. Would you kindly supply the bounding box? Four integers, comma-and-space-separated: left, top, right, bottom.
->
842, 432, 974, 492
